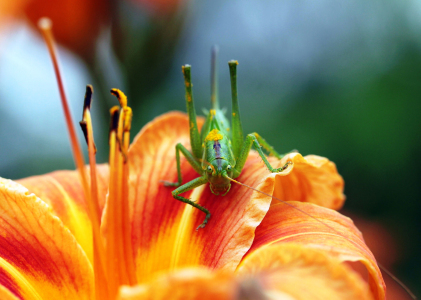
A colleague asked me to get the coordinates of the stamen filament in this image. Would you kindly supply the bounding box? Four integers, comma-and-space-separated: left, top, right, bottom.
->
121, 107, 136, 285
83, 107, 109, 299
106, 106, 120, 298
115, 109, 130, 285
38, 18, 108, 298
111, 89, 136, 285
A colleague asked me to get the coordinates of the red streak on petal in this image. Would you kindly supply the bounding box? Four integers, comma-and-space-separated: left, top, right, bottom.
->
0, 268, 23, 300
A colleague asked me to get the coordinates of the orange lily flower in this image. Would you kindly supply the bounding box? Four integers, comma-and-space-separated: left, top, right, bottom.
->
0, 20, 386, 300
0, 110, 385, 300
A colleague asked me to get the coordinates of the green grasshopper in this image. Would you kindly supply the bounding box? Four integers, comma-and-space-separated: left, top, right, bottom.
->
163, 48, 292, 230
161, 49, 418, 299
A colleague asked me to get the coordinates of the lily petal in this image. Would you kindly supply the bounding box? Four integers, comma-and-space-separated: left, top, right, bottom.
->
119, 244, 374, 300
0, 286, 20, 300
271, 153, 345, 210
0, 178, 93, 300
237, 243, 374, 300
17, 165, 109, 263
244, 201, 385, 300
0, 272, 23, 300
127, 112, 274, 282
117, 268, 236, 300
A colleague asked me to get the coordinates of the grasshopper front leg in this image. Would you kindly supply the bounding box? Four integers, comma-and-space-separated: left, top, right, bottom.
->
162, 143, 203, 187
172, 176, 210, 230
232, 133, 292, 179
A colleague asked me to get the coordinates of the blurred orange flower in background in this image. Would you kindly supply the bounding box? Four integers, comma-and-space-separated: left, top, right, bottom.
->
0, 0, 109, 62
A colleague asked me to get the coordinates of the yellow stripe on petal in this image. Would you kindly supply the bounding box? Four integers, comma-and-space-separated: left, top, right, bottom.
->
170, 185, 205, 270
0, 178, 94, 300
238, 243, 374, 300
0, 257, 42, 300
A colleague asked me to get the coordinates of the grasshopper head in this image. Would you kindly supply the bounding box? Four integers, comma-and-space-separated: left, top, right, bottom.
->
205, 159, 233, 196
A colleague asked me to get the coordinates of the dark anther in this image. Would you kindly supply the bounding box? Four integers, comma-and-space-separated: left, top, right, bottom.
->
109, 107, 120, 134
82, 85, 94, 117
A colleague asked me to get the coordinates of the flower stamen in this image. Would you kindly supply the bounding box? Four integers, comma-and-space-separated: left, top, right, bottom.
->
79, 85, 97, 154
80, 85, 109, 299
111, 90, 136, 285
105, 106, 121, 298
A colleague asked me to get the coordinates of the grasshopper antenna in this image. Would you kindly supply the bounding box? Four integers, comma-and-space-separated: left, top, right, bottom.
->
224, 175, 417, 300
211, 45, 219, 110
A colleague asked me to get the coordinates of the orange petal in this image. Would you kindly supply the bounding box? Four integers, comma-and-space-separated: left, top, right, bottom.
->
117, 268, 236, 300
0, 285, 21, 300
0, 273, 23, 300
17, 164, 109, 264
237, 243, 374, 300
272, 153, 345, 210
127, 112, 274, 282
0, 178, 93, 299
245, 201, 385, 300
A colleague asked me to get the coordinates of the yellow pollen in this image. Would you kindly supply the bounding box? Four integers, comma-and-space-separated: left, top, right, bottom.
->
232, 112, 236, 116
205, 129, 223, 141
190, 122, 194, 129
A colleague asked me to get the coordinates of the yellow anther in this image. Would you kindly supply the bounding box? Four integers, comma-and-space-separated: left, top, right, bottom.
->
123, 107, 132, 132
110, 89, 128, 108
205, 129, 223, 142
232, 112, 236, 117
110, 106, 120, 115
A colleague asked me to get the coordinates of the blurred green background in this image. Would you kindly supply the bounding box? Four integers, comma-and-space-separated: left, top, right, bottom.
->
0, 0, 420, 297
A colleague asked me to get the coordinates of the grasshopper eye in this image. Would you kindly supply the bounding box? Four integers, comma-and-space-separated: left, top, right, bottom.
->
207, 166, 213, 173
227, 165, 232, 171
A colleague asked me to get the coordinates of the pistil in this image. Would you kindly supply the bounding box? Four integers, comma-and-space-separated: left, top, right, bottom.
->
38, 18, 108, 300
